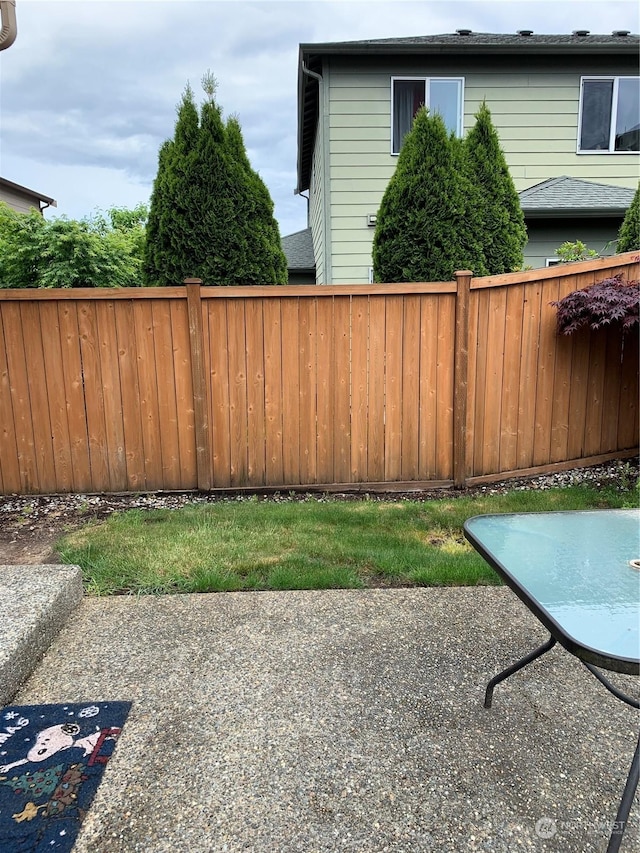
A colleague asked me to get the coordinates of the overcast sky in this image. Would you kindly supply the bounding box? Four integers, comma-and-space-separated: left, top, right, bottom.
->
1, 0, 638, 238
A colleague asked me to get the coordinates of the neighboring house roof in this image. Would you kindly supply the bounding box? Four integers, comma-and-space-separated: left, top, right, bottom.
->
282, 227, 315, 272
296, 30, 640, 194
519, 176, 636, 218
0, 176, 57, 211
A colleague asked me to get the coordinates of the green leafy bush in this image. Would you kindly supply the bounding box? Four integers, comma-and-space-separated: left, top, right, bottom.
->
0, 202, 147, 288
554, 240, 600, 263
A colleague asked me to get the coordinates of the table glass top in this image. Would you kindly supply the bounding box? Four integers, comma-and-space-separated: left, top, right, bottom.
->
464, 509, 640, 663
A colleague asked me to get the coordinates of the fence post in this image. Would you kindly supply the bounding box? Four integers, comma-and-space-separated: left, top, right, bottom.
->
185, 278, 212, 490
453, 270, 472, 488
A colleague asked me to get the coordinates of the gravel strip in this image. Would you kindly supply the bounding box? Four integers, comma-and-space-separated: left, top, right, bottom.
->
0, 459, 637, 520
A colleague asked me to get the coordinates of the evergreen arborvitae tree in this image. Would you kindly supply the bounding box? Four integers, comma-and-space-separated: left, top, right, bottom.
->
372, 109, 487, 283
464, 102, 527, 274
144, 74, 287, 286
616, 182, 640, 253
144, 85, 201, 286
222, 116, 287, 284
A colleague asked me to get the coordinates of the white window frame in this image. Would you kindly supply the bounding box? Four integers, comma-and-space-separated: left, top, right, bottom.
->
391, 76, 465, 155
545, 258, 561, 267
577, 75, 640, 154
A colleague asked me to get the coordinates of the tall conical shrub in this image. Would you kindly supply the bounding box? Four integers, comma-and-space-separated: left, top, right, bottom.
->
616, 181, 640, 253
372, 109, 487, 282
464, 102, 527, 273
144, 75, 287, 286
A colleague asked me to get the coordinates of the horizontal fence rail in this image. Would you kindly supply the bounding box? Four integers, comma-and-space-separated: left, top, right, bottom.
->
0, 253, 637, 495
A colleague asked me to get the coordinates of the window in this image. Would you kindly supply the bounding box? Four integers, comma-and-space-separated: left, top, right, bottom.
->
545, 258, 561, 267
578, 77, 640, 152
392, 77, 463, 153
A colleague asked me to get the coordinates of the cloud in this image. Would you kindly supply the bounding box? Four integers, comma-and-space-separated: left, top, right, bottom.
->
1, 0, 638, 238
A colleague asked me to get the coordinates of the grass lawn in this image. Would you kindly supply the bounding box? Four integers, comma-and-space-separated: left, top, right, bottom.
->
56, 480, 638, 596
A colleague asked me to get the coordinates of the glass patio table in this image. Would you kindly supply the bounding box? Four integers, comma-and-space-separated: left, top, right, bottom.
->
464, 509, 640, 853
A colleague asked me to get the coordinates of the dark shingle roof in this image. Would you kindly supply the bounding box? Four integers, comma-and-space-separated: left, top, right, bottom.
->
301, 32, 639, 55
296, 31, 639, 194
519, 176, 636, 218
282, 227, 315, 271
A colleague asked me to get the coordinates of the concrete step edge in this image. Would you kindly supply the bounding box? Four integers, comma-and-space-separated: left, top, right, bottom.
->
0, 564, 83, 706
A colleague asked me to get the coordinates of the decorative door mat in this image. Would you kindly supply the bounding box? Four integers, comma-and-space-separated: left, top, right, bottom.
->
0, 702, 131, 852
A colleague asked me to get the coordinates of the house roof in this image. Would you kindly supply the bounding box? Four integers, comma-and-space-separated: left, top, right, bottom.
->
0, 177, 57, 209
296, 30, 640, 194
282, 227, 315, 271
300, 32, 639, 55
519, 176, 636, 218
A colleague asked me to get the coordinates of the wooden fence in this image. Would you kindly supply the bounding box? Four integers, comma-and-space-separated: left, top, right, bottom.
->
0, 253, 637, 495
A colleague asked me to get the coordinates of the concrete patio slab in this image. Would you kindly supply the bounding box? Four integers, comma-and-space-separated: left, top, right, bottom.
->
8, 587, 640, 852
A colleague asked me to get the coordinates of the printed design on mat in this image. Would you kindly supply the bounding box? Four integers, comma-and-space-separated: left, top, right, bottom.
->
0, 702, 131, 852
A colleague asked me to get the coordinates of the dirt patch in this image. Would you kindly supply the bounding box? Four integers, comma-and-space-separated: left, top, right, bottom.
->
0, 459, 636, 565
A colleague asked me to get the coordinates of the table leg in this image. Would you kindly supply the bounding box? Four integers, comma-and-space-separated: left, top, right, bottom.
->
484, 635, 557, 708
606, 733, 639, 853
581, 662, 640, 710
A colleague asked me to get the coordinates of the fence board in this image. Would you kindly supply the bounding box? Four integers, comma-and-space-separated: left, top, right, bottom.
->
384, 296, 403, 481
548, 276, 577, 464
4, 302, 41, 493
114, 301, 146, 491
149, 300, 179, 489
95, 301, 127, 492
500, 286, 525, 472
566, 329, 591, 460
315, 297, 334, 482
472, 288, 490, 475
281, 298, 301, 484
367, 297, 385, 481
435, 295, 455, 480
583, 329, 608, 458
350, 296, 368, 481
332, 297, 351, 483
600, 330, 623, 454
132, 301, 162, 489
0, 307, 21, 493
618, 332, 639, 450
170, 299, 197, 487
58, 302, 92, 492
465, 291, 479, 478
482, 288, 507, 474
39, 302, 73, 493
263, 299, 284, 485
227, 300, 248, 487
516, 282, 542, 471
401, 296, 420, 480
419, 296, 438, 479
532, 280, 559, 467
245, 299, 267, 486
208, 299, 231, 488
21, 303, 58, 492
298, 297, 318, 484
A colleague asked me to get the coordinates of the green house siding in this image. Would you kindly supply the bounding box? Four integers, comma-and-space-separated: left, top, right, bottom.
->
524, 221, 623, 269
309, 123, 326, 284
320, 54, 639, 283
